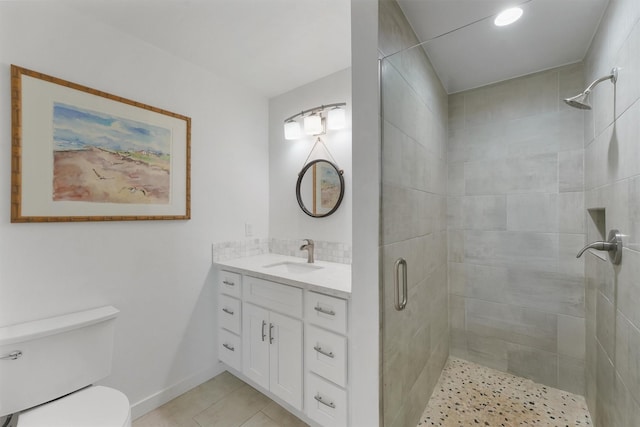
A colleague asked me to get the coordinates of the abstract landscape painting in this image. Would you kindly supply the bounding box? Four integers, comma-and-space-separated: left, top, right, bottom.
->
11, 65, 190, 222
53, 102, 171, 204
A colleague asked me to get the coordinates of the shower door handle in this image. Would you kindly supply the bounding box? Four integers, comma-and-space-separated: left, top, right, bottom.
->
394, 258, 408, 311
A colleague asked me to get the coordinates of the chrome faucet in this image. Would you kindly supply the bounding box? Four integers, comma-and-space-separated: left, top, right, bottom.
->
576, 229, 623, 265
300, 239, 315, 264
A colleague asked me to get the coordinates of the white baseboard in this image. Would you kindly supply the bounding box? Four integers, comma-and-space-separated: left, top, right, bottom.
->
130, 362, 226, 420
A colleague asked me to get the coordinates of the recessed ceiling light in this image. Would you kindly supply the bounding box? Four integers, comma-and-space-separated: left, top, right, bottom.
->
494, 7, 523, 27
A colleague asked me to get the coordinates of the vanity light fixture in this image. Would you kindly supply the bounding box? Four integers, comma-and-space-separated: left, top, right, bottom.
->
327, 106, 346, 130
284, 119, 301, 140
283, 102, 347, 140
494, 7, 523, 27
304, 113, 323, 135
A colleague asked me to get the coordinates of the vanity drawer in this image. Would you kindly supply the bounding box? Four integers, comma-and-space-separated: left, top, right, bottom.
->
243, 276, 302, 318
219, 294, 241, 335
307, 325, 347, 387
219, 270, 241, 298
306, 292, 347, 334
306, 373, 347, 427
218, 329, 241, 371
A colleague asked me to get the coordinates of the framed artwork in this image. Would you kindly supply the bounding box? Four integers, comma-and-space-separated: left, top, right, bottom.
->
10, 65, 191, 222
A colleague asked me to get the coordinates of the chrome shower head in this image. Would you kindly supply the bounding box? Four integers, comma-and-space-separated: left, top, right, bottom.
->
564, 67, 618, 110
564, 91, 592, 110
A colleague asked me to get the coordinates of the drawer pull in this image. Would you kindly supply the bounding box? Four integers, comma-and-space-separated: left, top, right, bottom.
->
222, 343, 235, 352
1, 350, 22, 360
314, 305, 336, 316
314, 394, 336, 409
222, 280, 235, 286
222, 307, 234, 315
313, 345, 335, 358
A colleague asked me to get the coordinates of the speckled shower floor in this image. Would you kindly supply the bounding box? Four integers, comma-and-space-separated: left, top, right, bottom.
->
418, 357, 592, 427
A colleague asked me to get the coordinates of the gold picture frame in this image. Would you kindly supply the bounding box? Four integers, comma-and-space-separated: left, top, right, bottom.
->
11, 65, 191, 222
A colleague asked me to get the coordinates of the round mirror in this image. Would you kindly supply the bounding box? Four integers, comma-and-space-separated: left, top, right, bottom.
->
296, 159, 344, 218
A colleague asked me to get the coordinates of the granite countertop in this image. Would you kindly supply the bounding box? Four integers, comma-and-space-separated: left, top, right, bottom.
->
214, 253, 351, 298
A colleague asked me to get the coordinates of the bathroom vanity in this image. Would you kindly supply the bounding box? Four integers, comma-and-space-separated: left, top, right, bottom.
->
213, 253, 351, 427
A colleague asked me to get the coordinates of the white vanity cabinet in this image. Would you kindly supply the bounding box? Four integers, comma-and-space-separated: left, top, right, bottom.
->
243, 303, 303, 410
215, 255, 350, 426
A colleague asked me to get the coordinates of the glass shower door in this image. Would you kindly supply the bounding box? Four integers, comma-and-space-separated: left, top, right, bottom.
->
379, 42, 449, 427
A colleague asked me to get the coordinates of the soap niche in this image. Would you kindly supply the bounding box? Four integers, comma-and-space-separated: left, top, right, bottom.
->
587, 208, 607, 261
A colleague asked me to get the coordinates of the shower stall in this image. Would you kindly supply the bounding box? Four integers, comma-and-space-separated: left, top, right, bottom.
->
378, 1, 592, 425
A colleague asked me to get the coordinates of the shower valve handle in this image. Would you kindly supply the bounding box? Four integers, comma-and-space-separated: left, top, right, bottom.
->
576, 229, 623, 265
576, 241, 615, 256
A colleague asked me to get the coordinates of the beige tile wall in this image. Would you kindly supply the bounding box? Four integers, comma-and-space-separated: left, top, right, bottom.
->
379, 1, 449, 427
583, 0, 640, 425
447, 63, 587, 394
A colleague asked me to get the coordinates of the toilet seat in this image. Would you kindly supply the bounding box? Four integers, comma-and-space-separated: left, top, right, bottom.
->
18, 386, 131, 427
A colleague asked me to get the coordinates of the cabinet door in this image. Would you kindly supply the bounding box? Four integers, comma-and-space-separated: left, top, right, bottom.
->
269, 311, 303, 410
242, 303, 270, 390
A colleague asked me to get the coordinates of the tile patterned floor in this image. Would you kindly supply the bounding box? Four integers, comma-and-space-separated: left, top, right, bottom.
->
135, 358, 593, 427
418, 357, 593, 427
133, 372, 309, 427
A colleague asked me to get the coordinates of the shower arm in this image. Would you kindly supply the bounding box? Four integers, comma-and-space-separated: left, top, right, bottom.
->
583, 69, 618, 94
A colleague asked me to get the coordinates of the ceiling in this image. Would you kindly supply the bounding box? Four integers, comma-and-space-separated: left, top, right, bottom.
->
66, 0, 609, 97
397, 0, 610, 93
66, 0, 351, 99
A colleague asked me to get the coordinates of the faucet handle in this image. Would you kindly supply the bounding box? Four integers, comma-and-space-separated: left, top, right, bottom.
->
576, 229, 623, 265
302, 238, 314, 245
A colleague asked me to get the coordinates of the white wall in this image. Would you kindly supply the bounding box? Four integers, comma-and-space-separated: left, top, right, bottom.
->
0, 2, 269, 417
350, 0, 380, 426
268, 68, 352, 245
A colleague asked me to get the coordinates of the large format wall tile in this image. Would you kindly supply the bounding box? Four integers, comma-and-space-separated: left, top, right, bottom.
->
465, 153, 559, 195
464, 69, 558, 126
559, 150, 584, 193
506, 342, 558, 387
559, 355, 587, 395
466, 299, 558, 352
583, 0, 640, 423
448, 63, 586, 394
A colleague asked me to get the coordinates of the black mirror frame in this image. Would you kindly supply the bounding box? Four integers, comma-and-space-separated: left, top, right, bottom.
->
295, 159, 345, 218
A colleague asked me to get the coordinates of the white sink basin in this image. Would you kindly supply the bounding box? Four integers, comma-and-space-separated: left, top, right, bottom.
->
262, 261, 323, 274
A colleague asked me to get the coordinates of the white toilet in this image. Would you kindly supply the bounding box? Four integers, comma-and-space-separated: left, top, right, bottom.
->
0, 306, 131, 427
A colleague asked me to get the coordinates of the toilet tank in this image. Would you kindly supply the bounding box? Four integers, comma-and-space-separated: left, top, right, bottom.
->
0, 306, 119, 417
